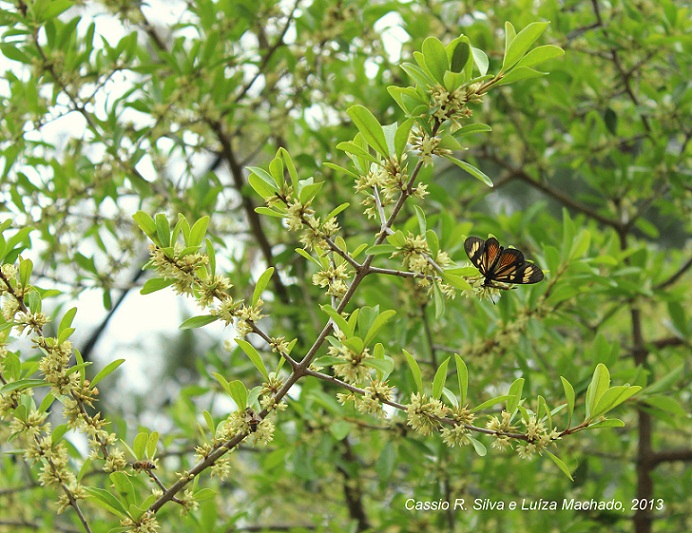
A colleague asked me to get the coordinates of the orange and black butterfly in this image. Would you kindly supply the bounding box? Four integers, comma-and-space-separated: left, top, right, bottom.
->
464, 236, 544, 289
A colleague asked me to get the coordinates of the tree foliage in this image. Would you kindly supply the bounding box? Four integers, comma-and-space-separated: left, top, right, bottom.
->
0, 1, 690, 532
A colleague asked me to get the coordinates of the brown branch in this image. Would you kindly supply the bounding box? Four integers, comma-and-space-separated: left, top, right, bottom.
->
654, 254, 692, 290
234, 1, 300, 103
337, 438, 371, 531
513, 169, 623, 230
651, 449, 692, 467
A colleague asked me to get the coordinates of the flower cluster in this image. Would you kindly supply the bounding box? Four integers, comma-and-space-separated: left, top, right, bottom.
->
338, 379, 393, 417
149, 243, 209, 296
406, 392, 448, 436
329, 342, 372, 385
120, 510, 160, 533
393, 233, 452, 288
219, 408, 275, 446
214, 297, 265, 337
516, 416, 562, 459
14, 310, 49, 335
486, 410, 518, 451
441, 405, 476, 447
354, 156, 427, 219
428, 84, 480, 130
409, 129, 451, 166
285, 199, 341, 251
312, 262, 350, 298
260, 375, 287, 413
195, 442, 234, 480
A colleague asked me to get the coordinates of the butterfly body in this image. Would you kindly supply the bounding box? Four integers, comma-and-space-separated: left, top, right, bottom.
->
464, 236, 544, 288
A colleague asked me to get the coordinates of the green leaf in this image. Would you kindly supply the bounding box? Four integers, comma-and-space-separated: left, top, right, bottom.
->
110, 471, 136, 508
413, 205, 427, 234
235, 338, 269, 382
433, 281, 445, 319
19, 257, 32, 288
0, 44, 32, 64
467, 436, 487, 456
154, 213, 171, 248
146, 432, 159, 459
502, 22, 550, 71
403, 349, 423, 393
506, 378, 525, 414
268, 154, 285, 189
450, 40, 470, 73
444, 155, 493, 187
203, 410, 216, 435
172, 214, 190, 245
375, 441, 397, 481
421, 37, 449, 84
560, 376, 575, 426
248, 172, 279, 199
400, 62, 435, 89
278, 147, 298, 186
312, 356, 348, 368
347, 105, 389, 158
471, 395, 513, 413
363, 309, 396, 346
644, 394, 689, 416
455, 355, 468, 406
329, 420, 353, 441
364, 244, 397, 255
140, 278, 174, 295
246, 166, 276, 188
363, 357, 394, 379
40, 0, 74, 20
206, 239, 216, 277
515, 45, 564, 69
592, 385, 641, 418
432, 357, 450, 400
252, 267, 274, 306
641, 365, 683, 395
394, 118, 414, 158
295, 248, 322, 266
666, 301, 688, 337
325, 202, 350, 221
546, 452, 574, 481
84, 487, 128, 518
586, 418, 625, 429
343, 336, 364, 354
452, 123, 492, 139
179, 315, 219, 330
471, 47, 489, 76
336, 140, 379, 163
255, 206, 285, 218
90, 359, 125, 388
494, 67, 547, 87
585, 364, 610, 419
504, 21, 517, 58
298, 179, 323, 205
440, 272, 472, 291
0, 379, 47, 393
58, 307, 78, 336
227, 380, 248, 410
133, 432, 148, 459
321, 305, 352, 337
188, 216, 209, 247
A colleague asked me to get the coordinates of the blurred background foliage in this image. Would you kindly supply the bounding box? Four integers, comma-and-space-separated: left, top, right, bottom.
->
0, 0, 690, 531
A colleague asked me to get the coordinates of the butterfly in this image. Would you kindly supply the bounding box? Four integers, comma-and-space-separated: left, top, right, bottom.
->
464, 236, 544, 289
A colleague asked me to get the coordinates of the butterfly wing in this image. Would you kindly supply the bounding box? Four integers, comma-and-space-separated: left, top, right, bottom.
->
465, 237, 502, 276
465, 236, 544, 286
492, 248, 544, 284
